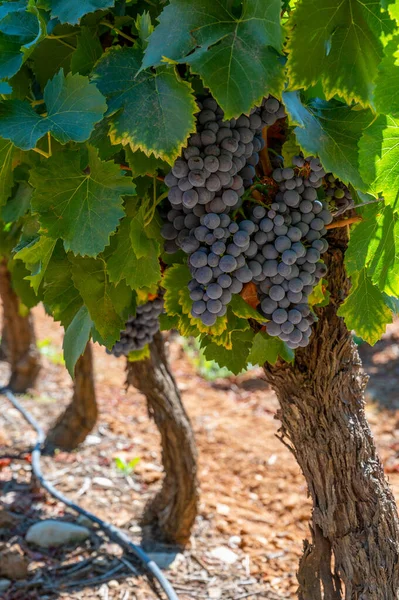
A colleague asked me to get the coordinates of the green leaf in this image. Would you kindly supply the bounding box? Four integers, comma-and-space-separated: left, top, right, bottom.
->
374, 37, 399, 116
125, 145, 168, 178
359, 114, 399, 207
43, 244, 83, 327
1, 180, 31, 223
345, 203, 399, 296
229, 294, 264, 322
71, 26, 102, 75
63, 305, 93, 377
201, 329, 255, 375
283, 93, 372, 190
286, 0, 394, 106
49, 0, 115, 25
0, 81, 12, 94
8, 258, 41, 309
14, 235, 56, 293
31, 35, 75, 90
0, 1, 46, 79
337, 270, 392, 345
30, 147, 134, 256
88, 117, 122, 161
0, 138, 14, 207
70, 255, 133, 346
0, 70, 107, 150
247, 331, 294, 366
143, 0, 284, 118
162, 263, 191, 316
93, 46, 197, 162
106, 215, 161, 289
127, 345, 150, 362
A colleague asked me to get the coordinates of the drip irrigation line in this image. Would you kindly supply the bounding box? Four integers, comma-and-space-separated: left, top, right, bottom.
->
1, 386, 179, 600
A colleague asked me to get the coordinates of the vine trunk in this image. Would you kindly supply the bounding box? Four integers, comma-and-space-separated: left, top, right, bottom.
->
126, 332, 199, 548
0, 259, 40, 392
45, 343, 97, 452
263, 226, 399, 599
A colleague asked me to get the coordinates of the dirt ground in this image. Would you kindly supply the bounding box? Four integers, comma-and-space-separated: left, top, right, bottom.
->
1, 306, 399, 600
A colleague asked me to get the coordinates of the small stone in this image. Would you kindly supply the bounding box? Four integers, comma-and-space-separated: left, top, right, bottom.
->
216, 503, 230, 516
85, 434, 102, 445
228, 535, 241, 548
210, 546, 239, 565
0, 579, 11, 592
107, 580, 119, 588
93, 477, 114, 488
26, 520, 90, 548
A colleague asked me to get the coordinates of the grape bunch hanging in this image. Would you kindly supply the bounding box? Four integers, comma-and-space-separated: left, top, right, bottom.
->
110, 298, 164, 357
161, 95, 335, 349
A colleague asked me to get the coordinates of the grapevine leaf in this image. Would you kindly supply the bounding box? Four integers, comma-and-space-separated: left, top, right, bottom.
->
43, 245, 83, 327
229, 294, 264, 323
374, 38, 399, 116
106, 216, 161, 289
127, 345, 150, 362
308, 279, 330, 308
162, 264, 191, 316
201, 329, 255, 375
0, 1, 46, 79
247, 331, 294, 366
143, 0, 284, 118
14, 235, 56, 293
0, 70, 107, 150
8, 258, 41, 309
345, 203, 399, 296
92, 46, 197, 162
1, 181, 32, 223
337, 270, 392, 345
88, 118, 122, 161
283, 92, 372, 189
70, 255, 133, 346
0, 81, 12, 94
286, 0, 394, 106
63, 305, 93, 377
31, 36, 75, 89
159, 313, 180, 331
125, 146, 168, 178
48, 0, 115, 25
30, 147, 134, 256
359, 114, 399, 207
0, 138, 14, 207
71, 26, 102, 75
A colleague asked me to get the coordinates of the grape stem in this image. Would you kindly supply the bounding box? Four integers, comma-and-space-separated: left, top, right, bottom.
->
100, 21, 136, 43
119, 165, 164, 182
259, 127, 272, 176
325, 216, 362, 229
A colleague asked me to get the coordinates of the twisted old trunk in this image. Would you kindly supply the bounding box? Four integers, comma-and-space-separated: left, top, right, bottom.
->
45, 343, 97, 452
0, 259, 40, 392
263, 226, 399, 599
126, 332, 198, 548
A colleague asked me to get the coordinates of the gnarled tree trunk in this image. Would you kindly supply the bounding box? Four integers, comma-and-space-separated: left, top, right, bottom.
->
45, 343, 97, 452
0, 322, 8, 361
263, 226, 399, 599
0, 259, 40, 392
126, 332, 198, 548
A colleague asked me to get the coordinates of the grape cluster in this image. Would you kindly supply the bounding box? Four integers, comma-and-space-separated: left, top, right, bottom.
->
253, 156, 332, 349
325, 174, 354, 216
110, 298, 164, 357
162, 96, 286, 326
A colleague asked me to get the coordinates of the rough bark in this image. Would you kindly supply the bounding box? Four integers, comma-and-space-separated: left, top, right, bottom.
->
126, 332, 199, 548
45, 343, 97, 452
263, 226, 399, 599
0, 321, 8, 361
0, 259, 40, 392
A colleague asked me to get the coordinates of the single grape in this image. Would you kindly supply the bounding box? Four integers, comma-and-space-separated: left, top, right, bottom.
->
220, 255, 238, 273
266, 321, 281, 337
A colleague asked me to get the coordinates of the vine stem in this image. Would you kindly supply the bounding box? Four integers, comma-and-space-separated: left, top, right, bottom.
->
259, 127, 272, 176
100, 21, 135, 43
325, 216, 362, 230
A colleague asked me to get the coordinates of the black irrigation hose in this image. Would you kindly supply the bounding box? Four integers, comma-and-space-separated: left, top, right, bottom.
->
1, 386, 179, 600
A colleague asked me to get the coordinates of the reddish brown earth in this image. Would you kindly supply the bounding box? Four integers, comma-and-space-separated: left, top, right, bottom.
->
0, 306, 398, 599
